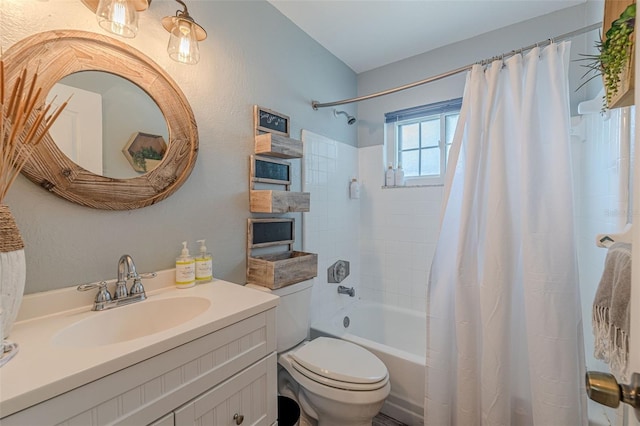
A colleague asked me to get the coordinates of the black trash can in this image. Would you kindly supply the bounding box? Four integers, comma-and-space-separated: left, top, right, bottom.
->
278, 395, 300, 426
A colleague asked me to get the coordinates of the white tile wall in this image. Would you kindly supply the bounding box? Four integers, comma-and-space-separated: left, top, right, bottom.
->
358, 146, 442, 312
302, 131, 360, 325
302, 135, 444, 318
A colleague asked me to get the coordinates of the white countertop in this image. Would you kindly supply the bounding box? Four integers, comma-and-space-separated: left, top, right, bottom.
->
0, 271, 279, 417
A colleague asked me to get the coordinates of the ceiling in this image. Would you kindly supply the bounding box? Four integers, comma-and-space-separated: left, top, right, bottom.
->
267, 0, 586, 74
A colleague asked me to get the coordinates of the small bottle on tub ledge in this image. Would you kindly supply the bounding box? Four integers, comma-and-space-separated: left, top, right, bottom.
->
385, 163, 395, 186
394, 164, 405, 186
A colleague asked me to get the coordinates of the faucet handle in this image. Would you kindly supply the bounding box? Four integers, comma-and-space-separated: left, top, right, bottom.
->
128, 272, 155, 297
77, 281, 112, 304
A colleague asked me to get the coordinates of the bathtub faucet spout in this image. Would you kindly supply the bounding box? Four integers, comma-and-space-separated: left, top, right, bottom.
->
337, 285, 355, 297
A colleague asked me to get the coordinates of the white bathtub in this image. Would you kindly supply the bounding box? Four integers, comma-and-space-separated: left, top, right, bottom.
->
310, 301, 425, 426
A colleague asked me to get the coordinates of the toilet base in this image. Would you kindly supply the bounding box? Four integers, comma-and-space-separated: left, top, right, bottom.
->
278, 362, 389, 426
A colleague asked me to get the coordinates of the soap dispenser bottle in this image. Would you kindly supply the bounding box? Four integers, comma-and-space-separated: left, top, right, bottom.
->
195, 239, 213, 284
176, 241, 195, 288
349, 178, 360, 199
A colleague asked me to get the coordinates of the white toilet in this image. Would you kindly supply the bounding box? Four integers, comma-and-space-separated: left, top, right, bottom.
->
257, 280, 390, 426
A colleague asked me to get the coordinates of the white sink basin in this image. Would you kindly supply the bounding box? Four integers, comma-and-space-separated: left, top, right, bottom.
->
52, 296, 211, 347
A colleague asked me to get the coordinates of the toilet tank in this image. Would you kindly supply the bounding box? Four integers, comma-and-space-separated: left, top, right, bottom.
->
246, 279, 313, 351
270, 279, 313, 352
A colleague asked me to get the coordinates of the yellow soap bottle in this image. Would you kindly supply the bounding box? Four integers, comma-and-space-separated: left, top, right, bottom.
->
175, 241, 195, 288
195, 239, 213, 284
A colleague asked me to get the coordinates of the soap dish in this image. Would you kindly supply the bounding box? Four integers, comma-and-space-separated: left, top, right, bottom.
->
0, 340, 19, 367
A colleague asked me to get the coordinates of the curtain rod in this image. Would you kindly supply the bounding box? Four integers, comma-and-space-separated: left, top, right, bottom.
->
311, 22, 602, 110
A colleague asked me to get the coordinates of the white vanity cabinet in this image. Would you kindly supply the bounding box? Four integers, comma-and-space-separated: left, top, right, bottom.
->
1, 308, 277, 426
173, 353, 276, 426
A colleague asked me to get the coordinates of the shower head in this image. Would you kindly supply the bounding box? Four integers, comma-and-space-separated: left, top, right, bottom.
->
334, 109, 356, 125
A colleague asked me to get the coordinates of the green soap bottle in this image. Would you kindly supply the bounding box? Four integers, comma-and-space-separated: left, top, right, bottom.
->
195, 239, 213, 283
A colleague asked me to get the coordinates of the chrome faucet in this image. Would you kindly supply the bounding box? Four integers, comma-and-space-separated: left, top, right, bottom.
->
78, 254, 156, 311
115, 254, 138, 299
337, 285, 355, 297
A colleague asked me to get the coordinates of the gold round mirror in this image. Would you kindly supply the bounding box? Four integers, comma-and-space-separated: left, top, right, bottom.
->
1, 30, 198, 210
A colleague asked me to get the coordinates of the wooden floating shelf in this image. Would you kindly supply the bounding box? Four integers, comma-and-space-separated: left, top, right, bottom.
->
250, 190, 310, 213
247, 251, 318, 289
254, 133, 303, 159
247, 218, 318, 289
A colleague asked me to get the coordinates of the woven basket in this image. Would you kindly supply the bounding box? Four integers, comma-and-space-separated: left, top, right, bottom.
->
0, 204, 24, 253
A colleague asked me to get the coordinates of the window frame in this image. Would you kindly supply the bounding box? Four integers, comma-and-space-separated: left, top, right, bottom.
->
385, 98, 462, 186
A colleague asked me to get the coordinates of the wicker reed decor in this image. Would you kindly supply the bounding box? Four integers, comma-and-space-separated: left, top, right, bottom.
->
0, 59, 68, 203
0, 54, 66, 343
0, 205, 23, 253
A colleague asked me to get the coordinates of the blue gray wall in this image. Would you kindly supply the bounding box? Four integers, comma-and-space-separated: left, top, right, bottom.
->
1, 0, 357, 293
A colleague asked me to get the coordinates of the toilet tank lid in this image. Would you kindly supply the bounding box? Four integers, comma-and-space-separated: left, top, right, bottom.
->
290, 337, 388, 384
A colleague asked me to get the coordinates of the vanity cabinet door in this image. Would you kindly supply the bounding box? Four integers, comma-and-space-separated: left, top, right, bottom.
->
175, 352, 277, 426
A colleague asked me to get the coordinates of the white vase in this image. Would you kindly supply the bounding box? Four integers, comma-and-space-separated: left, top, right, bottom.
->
0, 204, 26, 339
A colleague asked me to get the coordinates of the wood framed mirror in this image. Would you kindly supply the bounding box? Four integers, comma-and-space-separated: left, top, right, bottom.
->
1, 30, 198, 210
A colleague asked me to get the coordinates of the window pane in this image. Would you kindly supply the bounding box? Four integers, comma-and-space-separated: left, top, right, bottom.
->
445, 114, 459, 145
400, 150, 420, 177
421, 147, 440, 176
420, 119, 439, 148
399, 123, 419, 150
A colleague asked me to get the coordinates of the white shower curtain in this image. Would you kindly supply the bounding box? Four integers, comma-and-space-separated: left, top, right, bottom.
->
425, 42, 587, 426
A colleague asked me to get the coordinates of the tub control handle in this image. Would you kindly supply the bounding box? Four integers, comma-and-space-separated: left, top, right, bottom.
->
233, 413, 244, 425
328, 260, 350, 283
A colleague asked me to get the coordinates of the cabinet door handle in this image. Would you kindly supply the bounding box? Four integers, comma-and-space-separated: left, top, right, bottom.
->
233, 413, 244, 425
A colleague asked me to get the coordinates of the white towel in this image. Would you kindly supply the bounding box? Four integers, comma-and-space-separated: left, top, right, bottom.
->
593, 242, 631, 381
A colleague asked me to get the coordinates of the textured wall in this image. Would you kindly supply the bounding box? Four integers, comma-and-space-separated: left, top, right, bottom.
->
0, 0, 357, 293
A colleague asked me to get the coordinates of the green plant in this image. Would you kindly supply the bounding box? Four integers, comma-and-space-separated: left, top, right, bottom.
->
579, 3, 635, 107
132, 151, 147, 172
131, 147, 165, 172
139, 146, 164, 160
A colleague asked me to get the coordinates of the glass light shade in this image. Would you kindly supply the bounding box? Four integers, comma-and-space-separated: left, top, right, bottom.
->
96, 0, 138, 38
167, 19, 200, 65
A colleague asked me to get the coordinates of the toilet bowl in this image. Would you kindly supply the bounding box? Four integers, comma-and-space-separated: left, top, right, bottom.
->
247, 280, 390, 426
278, 337, 390, 426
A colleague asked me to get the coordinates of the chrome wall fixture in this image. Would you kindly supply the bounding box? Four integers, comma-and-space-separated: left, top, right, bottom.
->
85, 0, 207, 64
333, 109, 356, 125
328, 260, 350, 283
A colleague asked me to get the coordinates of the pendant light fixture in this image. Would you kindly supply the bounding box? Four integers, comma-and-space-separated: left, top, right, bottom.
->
93, 0, 150, 38
82, 0, 206, 64
161, 0, 207, 65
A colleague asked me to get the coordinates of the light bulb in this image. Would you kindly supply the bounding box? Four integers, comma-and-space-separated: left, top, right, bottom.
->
167, 19, 200, 64
96, 0, 138, 38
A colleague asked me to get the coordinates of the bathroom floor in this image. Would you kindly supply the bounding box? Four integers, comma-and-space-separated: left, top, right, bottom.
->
373, 413, 408, 426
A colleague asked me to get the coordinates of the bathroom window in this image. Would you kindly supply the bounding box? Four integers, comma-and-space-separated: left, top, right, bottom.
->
385, 98, 462, 185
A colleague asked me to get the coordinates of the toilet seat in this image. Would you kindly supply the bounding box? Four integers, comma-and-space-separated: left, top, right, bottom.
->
288, 337, 388, 391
